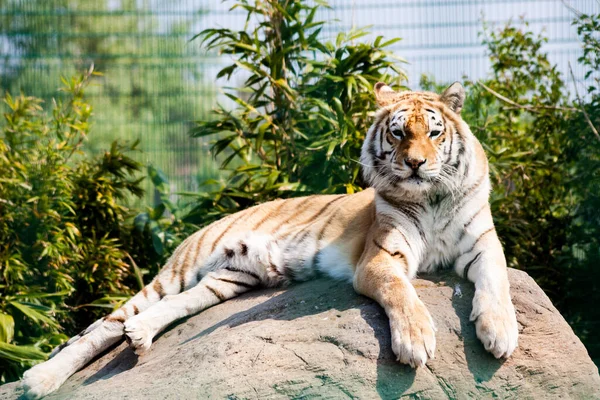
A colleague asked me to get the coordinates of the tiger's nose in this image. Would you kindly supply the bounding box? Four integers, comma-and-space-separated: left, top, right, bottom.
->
404, 157, 426, 170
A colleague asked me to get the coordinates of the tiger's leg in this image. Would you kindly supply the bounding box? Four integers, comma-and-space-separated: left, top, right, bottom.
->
353, 232, 436, 367
21, 318, 125, 399
454, 207, 518, 359
124, 233, 286, 354
21, 277, 180, 400
21, 232, 206, 400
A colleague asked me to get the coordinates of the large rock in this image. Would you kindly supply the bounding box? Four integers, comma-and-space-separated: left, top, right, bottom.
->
2, 269, 599, 399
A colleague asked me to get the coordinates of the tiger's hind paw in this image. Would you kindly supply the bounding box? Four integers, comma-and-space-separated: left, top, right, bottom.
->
124, 317, 154, 355
22, 361, 67, 399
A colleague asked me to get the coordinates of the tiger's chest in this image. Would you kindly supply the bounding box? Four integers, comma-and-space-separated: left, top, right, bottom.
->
417, 199, 466, 273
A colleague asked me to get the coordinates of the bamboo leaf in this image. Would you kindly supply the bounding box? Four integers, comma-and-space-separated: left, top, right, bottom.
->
9, 301, 59, 328
0, 313, 15, 343
0, 342, 46, 362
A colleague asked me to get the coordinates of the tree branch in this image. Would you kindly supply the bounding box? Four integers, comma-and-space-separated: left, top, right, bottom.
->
568, 62, 600, 143
477, 81, 578, 113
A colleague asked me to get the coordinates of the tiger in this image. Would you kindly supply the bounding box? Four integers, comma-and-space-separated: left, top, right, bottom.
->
21, 82, 519, 399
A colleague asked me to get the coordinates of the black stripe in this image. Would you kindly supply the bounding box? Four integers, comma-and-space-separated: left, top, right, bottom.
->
376, 150, 393, 160
453, 139, 465, 170
272, 196, 317, 233
378, 217, 416, 256
224, 266, 261, 282
463, 251, 483, 280
368, 136, 379, 168
281, 264, 296, 280
310, 197, 347, 267
457, 204, 487, 243
372, 156, 382, 173
372, 238, 404, 258
293, 196, 345, 228
211, 211, 251, 252
216, 277, 256, 289
205, 285, 227, 301
385, 133, 393, 146
133, 305, 140, 315
240, 242, 248, 255
464, 204, 487, 229
276, 197, 345, 240
180, 273, 186, 293
463, 157, 470, 178
253, 199, 287, 230
445, 130, 454, 164
286, 228, 313, 250
441, 173, 487, 232
379, 193, 426, 240
378, 193, 426, 240
467, 227, 495, 254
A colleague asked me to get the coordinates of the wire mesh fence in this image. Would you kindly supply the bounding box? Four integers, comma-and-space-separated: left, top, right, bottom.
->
1, 0, 597, 203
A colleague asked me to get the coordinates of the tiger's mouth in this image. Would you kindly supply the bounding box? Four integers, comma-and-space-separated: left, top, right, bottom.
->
407, 174, 424, 184
396, 170, 436, 192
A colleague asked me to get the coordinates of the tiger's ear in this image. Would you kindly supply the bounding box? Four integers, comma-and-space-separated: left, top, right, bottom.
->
440, 82, 465, 114
374, 82, 398, 107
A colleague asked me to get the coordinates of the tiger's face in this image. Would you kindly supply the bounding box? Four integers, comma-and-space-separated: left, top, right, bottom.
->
361, 82, 467, 195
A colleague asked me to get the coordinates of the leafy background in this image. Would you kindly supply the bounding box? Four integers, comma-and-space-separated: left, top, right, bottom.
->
0, 0, 599, 382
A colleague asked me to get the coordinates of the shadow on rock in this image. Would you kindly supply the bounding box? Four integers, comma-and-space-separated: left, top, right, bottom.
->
450, 276, 504, 383
180, 279, 360, 345
358, 303, 417, 398
82, 345, 138, 386
180, 277, 418, 398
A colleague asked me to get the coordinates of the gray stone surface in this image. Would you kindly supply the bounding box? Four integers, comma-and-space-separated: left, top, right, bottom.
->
2, 268, 599, 399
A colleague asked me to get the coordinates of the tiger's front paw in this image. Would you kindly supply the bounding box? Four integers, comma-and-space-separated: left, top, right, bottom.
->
124, 316, 154, 355
389, 297, 437, 368
470, 290, 518, 359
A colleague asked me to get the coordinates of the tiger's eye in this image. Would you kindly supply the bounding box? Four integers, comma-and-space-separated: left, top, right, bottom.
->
390, 128, 405, 139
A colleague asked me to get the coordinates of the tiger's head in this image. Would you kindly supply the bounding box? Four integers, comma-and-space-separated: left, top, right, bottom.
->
361, 82, 471, 197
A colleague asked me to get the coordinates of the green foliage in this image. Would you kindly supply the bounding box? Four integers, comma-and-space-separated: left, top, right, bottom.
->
188, 0, 405, 225
446, 18, 600, 363
0, 68, 146, 381
563, 10, 600, 361
461, 23, 571, 290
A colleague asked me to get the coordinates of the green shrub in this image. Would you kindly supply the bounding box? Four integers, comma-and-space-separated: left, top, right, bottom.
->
0, 68, 146, 381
